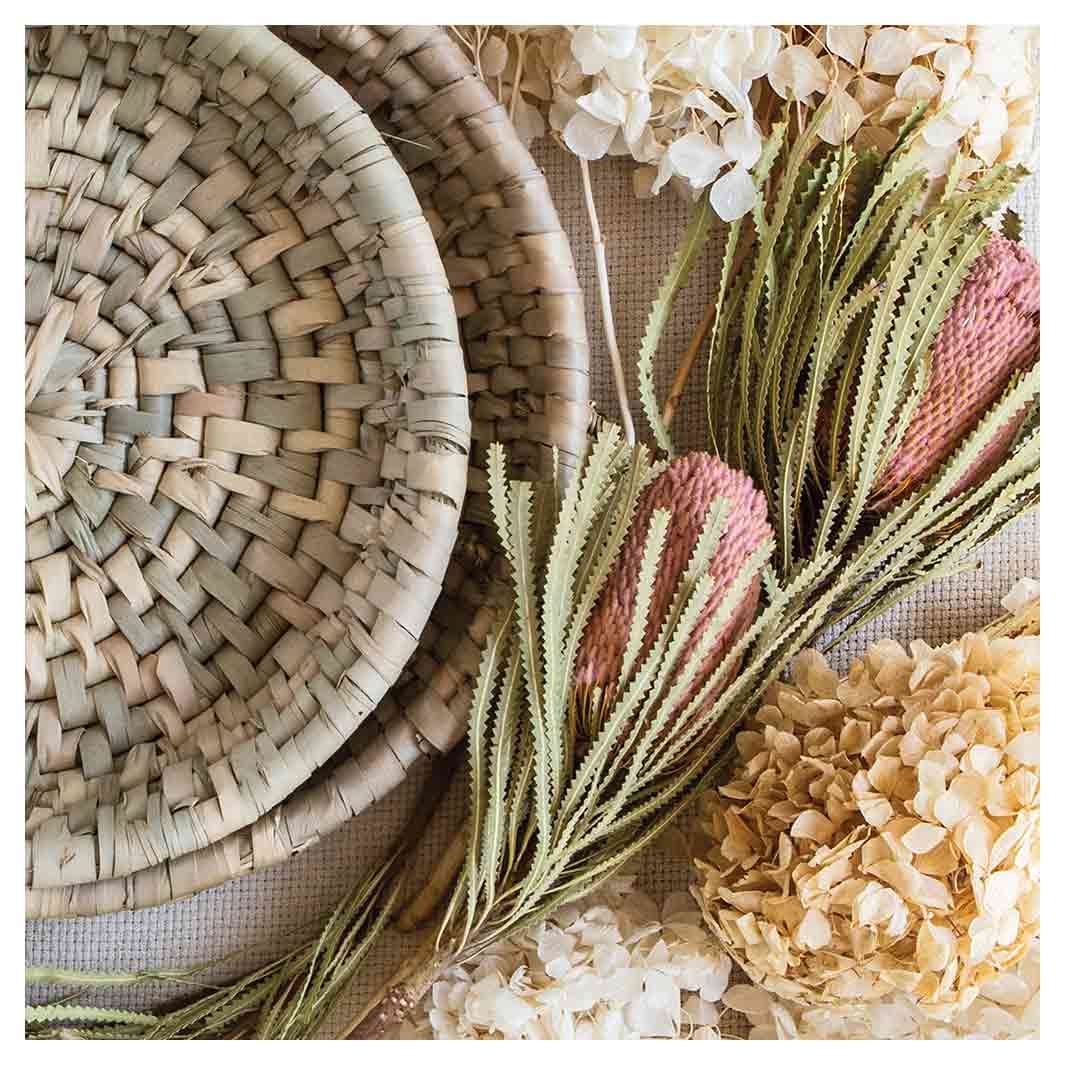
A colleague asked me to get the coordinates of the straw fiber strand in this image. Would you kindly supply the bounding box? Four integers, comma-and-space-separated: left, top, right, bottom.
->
25, 24, 468, 915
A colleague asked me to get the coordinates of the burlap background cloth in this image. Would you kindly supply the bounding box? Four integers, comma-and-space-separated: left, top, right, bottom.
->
26, 139, 1041, 1038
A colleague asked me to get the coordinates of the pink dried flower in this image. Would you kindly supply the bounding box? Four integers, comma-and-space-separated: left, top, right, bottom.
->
872, 234, 1039, 509
573, 453, 772, 736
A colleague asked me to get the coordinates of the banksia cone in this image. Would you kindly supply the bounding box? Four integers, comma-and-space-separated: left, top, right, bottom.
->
573, 453, 772, 737
872, 235, 1040, 509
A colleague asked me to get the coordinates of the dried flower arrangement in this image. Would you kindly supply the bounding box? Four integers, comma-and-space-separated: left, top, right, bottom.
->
26, 29, 1040, 1043
450, 25, 1038, 216
640, 96, 1039, 649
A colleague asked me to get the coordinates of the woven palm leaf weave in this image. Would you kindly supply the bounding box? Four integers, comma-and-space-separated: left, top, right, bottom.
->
26, 24, 592, 918
25, 24, 468, 916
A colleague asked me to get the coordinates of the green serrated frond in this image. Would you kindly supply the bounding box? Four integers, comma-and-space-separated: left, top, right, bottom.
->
487, 442, 511, 560
617, 508, 671, 690
1001, 207, 1024, 242
27, 1004, 157, 1028
463, 605, 515, 937
637, 193, 715, 455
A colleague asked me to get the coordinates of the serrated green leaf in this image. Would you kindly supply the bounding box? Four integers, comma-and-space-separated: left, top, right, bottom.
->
637, 192, 715, 455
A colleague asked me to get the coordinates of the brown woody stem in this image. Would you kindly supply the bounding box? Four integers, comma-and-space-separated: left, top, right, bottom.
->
394, 820, 469, 932
662, 223, 756, 431
662, 298, 718, 431
338, 936, 451, 1039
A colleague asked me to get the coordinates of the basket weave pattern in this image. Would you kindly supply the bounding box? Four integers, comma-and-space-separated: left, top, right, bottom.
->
25, 24, 468, 915
272, 22, 594, 836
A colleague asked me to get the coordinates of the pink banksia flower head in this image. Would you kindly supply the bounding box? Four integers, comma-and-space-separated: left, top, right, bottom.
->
872, 234, 1040, 510
573, 453, 772, 739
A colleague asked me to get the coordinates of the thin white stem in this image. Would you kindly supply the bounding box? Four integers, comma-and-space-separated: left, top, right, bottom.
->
578, 156, 636, 447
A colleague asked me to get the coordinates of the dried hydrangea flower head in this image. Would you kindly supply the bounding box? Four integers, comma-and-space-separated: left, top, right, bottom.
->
692, 610, 1039, 1018
872, 234, 1040, 509
450, 26, 1037, 216
399, 878, 732, 1040
722, 941, 1039, 1039
573, 453, 771, 739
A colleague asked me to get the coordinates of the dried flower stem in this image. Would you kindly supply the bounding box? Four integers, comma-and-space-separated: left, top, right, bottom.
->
394, 820, 469, 932
579, 155, 636, 447
662, 223, 755, 431
338, 937, 446, 1040
662, 299, 717, 432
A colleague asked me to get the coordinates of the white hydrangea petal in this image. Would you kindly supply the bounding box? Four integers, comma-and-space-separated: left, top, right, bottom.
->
826, 25, 866, 70
819, 86, 866, 145
709, 166, 757, 222
721, 118, 762, 169
741, 26, 784, 81
896, 64, 942, 102
650, 155, 675, 196
722, 983, 774, 1016
680, 89, 732, 125
597, 26, 639, 60
570, 26, 609, 75
603, 45, 649, 93
948, 90, 985, 130
922, 113, 966, 149
863, 28, 917, 76
577, 81, 627, 126
624, 996, 676, 1038
624, 91, 652, 148
934, 43, 973, 101
666, 131, 729, 190
769, 45, 829, 102
971, 30, 1028, 89
563, 110, 620, 160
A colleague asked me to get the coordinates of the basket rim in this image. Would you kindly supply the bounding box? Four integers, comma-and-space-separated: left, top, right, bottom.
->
25, 23, 468, 907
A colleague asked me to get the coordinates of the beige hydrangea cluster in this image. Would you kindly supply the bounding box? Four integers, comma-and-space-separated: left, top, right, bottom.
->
721, 941, 1039, 1038
399, 878, 732, 1039
692, 615, 1039, 1018
450, 25, 1038, 217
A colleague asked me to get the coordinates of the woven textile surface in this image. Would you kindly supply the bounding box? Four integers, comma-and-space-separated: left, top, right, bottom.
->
26, 138, 1040, 1037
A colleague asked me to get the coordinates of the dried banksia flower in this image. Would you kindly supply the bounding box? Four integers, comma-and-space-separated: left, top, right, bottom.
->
872, 234, 1040, 509
573, 453, 772, 737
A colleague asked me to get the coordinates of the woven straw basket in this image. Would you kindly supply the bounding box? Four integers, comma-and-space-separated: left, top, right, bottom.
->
26, 25, 590, 918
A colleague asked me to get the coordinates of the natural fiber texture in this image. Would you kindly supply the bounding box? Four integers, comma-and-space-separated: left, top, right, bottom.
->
25, 24, 469, 916
27, 24, 593, 918
26, 80, 1038, 1038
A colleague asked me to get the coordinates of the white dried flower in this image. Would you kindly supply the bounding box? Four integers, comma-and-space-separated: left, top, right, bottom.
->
404, 879, 731, 1039
693, 618, 1039, 1019
452, 25, 1037, 218
451, 25, 1036, 219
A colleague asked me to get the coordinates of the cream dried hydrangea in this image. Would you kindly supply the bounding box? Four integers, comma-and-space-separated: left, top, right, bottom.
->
450, 25, 1038, 217
721, 941, 1039, 1039
691, 602, 1039, 1019
399, 878, 732, 1039
770, 25, 1039, 179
